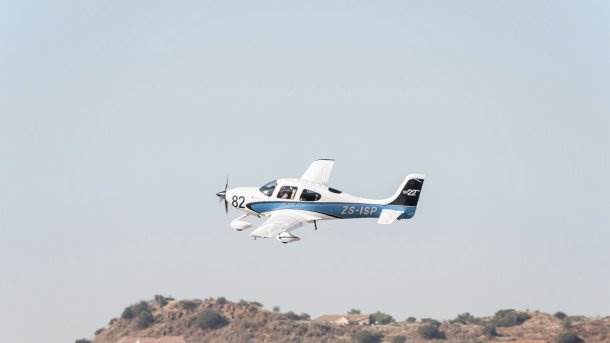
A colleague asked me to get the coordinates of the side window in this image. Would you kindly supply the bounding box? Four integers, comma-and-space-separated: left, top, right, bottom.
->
259, 180, 277, 196
277, 185, 298, 200
300, 189, 321, 201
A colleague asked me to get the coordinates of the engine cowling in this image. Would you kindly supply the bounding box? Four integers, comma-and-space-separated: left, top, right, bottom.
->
276, 231, 301, 244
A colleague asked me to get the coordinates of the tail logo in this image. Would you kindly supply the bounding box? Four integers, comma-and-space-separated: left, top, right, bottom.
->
403, 189, 420, 196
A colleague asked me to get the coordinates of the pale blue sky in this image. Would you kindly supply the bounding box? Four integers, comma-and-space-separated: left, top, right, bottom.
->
1, 1, 609, 343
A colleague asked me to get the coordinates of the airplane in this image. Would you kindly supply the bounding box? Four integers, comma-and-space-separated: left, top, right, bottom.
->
216, 159, 425, 244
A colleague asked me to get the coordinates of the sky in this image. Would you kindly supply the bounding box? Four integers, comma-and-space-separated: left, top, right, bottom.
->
1, 1, 609, 342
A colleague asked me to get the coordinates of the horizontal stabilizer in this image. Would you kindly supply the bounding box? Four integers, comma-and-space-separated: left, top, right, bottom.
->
377, 209, 403, 224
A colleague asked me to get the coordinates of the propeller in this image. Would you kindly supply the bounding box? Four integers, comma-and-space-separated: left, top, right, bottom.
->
216, 176, 228, 214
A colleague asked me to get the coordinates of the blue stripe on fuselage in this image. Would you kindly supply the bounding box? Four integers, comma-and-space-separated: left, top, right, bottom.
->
247, 201, 416, 219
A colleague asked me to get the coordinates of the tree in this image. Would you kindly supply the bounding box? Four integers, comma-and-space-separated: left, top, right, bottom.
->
179, 299, 200, 311
493, 309, 530, 327
554, 311, 568, 320
353, 331, 383, 343
369, 311, 395, 325
272, 306, 280, 312
348, 309, 361, 315
418, 322, 445, 339
121, 301, 150, 320
196, 309, 229, 330
391, 335, 407, 343
216, 296, 227, 305
451, 312, 480, 325
75, 339, 91, 343
405, 317, 417, 323
556, 332, 584, 343
154, 295, 173, 307
136, 310, 155, 329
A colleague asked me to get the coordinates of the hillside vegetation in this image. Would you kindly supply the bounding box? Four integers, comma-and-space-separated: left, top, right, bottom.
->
85, 296, 610, 343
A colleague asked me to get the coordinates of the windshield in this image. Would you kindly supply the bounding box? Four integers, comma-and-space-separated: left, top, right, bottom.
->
259, 180, 277, 196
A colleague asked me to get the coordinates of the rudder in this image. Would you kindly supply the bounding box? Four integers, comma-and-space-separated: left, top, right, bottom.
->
389, 174, 425, 206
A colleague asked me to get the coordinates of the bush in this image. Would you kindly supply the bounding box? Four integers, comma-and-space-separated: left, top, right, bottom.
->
75, 339, 91, 343
369, 311, 395, 325
353, 331, 383, 343
121, 301, 151, 320
94, 327, 105, 335
493, 309, 530, 327
556, 332, 584, 343
420, 318, 441, 326
154, 295, 173, 307
554, 311, 568, 320
216, 296, 227, 304
179, 300, 200, 311
391, 335, 407, 343
405, 317, 417, 323
250, 301, 263, 307
196, 309, 229, 330
273, 306, 280, 312
136, 310, 155, 329
283, 311, 310, 320
418, 322, 445, 339
348, 308, 361, 314
482, 323, 498, 337
451, 312, 480, 325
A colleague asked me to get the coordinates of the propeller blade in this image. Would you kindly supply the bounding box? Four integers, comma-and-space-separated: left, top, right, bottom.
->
224, 199, 228, 214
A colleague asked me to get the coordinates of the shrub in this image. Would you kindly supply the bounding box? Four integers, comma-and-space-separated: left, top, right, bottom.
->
420, 318, 441, 326
353, 331, 383, 343
179, 300, 200, 311
239, 299, 249, 305
554, 311, 568, 320
94, 327, 105, 335
136, 310, 155, 329
273, 306, 280, 312
418, 322, 445, 339
556, 332, 584, 343
482, 323, 498, 337
121, 301, 150, 320
75, 339, 91, 343
348, 309, 361, 314
392, 335, 407, 343
283, 311, 310, 320
405, 317, 417, 323
451, 312, 480, 325
493, 309, 530, 327
369, 311, 395, 325
250, 301, 263, 307
196, 309, 229, 330
216, 296, 227, 304
154, 295, 172, 307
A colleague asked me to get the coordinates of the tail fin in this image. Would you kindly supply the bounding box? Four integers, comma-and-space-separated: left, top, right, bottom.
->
389, 174, 425, 206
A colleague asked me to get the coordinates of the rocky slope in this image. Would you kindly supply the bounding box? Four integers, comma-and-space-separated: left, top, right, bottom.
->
89, 296, 610, 343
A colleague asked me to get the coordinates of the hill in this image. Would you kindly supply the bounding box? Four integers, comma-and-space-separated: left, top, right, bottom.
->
83, 296, 610, 343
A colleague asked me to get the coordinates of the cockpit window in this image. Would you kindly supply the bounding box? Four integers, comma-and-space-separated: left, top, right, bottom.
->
277, 185, 298, 200
259, 180, 277, 196
328, 187, 342, 194
300, 189, 321, 201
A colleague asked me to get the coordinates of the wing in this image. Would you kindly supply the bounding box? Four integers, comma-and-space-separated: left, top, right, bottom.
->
249, 210, 321, 242
301, 159, 335, 185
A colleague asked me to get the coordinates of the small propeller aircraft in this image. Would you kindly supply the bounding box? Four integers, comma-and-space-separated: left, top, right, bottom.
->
216, 159, 425, 244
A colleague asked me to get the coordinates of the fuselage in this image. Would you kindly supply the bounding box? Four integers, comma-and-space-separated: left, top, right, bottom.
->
225, 178, 416, 221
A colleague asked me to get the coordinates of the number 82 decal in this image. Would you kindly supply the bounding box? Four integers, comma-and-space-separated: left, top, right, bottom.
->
232, 195, 245, 208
